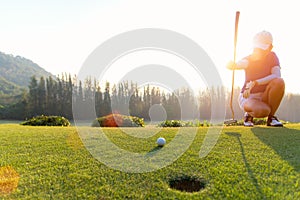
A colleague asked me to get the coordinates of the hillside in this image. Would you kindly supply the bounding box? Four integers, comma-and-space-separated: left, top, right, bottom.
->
0, 51, 53, 95
0, 51, 54, 106
0, 76, 23, 95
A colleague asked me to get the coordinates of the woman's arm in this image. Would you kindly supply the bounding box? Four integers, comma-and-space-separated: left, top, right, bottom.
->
226, 59, 249, 70
243, 66, 281, 98
256, 66, 281, 85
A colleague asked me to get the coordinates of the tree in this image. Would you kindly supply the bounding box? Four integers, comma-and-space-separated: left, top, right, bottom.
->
37, 76, 46, 115
95, 85, 103, 117
28, 76, 39, 116
102, 82, 112, 116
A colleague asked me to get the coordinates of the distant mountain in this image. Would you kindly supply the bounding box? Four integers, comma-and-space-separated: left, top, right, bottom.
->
0, 51, 54, 106
0, 51, 53, 94
0, 76, 23, 94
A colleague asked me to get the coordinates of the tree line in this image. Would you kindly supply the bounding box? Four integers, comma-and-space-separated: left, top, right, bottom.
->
0, 74, 198, 121
0, 74, 299, 122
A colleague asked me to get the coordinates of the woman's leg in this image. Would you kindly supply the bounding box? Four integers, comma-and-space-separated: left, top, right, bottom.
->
262, 78, 285, 116
243, 99, 271, 118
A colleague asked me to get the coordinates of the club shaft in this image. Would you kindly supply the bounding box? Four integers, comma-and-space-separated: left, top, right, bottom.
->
229, 11, 240, 120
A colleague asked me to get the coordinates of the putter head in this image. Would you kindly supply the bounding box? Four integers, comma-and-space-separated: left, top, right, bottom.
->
224, 119, 238, 125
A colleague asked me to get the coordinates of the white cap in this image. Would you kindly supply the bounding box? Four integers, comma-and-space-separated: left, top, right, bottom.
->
253, 31, 273, 50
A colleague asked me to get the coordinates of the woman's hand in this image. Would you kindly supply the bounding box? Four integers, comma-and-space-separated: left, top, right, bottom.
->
243, 81, 257, 98
226, 60, 236, 70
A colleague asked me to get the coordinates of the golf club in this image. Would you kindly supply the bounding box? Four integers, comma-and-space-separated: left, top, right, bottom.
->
224, 11, 240, 125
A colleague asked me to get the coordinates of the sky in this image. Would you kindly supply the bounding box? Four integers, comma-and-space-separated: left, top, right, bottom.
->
0, 0, 299, 94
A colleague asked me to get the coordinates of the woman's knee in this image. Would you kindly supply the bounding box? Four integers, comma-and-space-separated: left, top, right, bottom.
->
244, 101, 270, 118
269, 78, 285, 91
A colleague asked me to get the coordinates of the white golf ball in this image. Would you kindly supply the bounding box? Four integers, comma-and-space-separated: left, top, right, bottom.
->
156, 137, 166, 147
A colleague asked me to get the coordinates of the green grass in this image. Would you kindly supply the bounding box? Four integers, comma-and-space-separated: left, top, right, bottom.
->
0, 124, 300, 199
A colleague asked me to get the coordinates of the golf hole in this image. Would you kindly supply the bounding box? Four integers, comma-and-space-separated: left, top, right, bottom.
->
168, 175, 206, 193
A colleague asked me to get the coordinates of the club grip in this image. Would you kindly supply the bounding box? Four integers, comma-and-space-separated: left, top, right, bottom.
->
234, 11, 240, 48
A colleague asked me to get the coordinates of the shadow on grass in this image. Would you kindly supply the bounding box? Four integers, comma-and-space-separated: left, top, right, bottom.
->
225, 132, 264, 199
252, 127, 300, 172
149, 146, 163, 153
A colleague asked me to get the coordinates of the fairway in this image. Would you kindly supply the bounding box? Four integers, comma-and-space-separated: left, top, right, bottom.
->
0, 124, 300, 199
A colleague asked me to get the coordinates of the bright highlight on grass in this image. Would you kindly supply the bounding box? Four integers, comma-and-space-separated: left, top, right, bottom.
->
66, 131, 84, 151
0, 166, 19, 196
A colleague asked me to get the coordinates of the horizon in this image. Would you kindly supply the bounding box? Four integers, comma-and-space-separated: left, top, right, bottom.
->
2, 50, 299, 96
